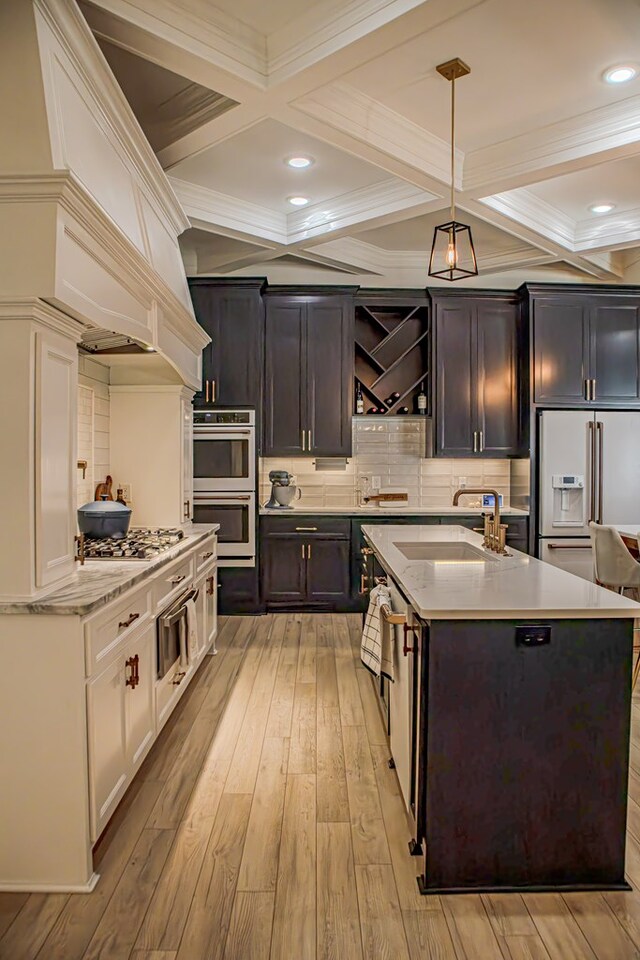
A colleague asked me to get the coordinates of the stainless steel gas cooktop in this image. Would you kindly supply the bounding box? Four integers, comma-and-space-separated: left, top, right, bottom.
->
82, 528, 185, 560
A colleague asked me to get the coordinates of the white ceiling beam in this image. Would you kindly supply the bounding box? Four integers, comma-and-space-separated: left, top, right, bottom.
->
171, 178, 288, 245
81, 0, 266, 97
463, 94, 640, 198
461, 199, 623, 281
574, 207, 640, 253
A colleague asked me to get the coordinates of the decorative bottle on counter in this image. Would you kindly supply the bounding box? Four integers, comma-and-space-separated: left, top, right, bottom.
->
417, 382, 427, 415
355, 380, 364, 415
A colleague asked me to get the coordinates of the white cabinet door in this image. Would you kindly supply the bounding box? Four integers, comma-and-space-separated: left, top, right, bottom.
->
87, 656, 127, 841
388, 580, 413, 813
124, 623, 156, 772
182, 397, 193, 522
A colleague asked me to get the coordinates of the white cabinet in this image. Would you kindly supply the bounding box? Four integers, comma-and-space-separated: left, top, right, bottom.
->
125, 622, 155, 772
206, 565, 218, 650
87, 621, 156, 841
87, 655, 128, 841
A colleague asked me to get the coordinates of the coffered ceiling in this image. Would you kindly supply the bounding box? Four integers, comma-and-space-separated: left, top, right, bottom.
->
81, 0, 640, 287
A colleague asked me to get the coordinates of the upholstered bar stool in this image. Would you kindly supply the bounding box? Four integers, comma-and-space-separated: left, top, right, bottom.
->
589, 521, 640, 690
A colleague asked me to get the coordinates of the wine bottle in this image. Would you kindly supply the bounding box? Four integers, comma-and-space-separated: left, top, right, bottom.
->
355, 380, 364, 415
366, 406, 379, 415
384, 391, 401, 407
417, 382, 427, 415
397, 406, 409, 415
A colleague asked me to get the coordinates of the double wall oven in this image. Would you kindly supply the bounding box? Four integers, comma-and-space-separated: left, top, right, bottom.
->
192, 410, 256, 564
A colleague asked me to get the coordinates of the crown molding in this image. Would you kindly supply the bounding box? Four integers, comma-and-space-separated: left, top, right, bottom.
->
0, 297, 86, 340
36, 0, 190, 236
170, 177, 288, 244
465, 94, 640, 196
574, 207, 640, 253
293, 82, 459, 188
308, 236, 550, 278
286, 178, 439, 244
81, 0, 267, 88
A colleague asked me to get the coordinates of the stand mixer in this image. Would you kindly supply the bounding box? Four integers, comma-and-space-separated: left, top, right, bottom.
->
264, 470, 302, 509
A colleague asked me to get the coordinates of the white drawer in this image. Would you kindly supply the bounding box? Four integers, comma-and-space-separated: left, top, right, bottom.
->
195, 535, 217, 574
85, 584, 152, 677
152, 554, 195, 613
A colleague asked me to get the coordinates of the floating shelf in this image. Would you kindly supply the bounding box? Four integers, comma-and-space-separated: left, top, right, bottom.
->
354, 295, 431, 415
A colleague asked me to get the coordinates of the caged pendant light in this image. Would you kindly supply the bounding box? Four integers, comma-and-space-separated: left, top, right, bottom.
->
428, 57, 478, 281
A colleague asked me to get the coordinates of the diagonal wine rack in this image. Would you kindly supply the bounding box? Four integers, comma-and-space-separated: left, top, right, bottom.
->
354, 293, 431, 415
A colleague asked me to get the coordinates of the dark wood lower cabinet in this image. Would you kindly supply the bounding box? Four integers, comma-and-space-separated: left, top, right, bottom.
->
217, 566, 262, 616
306, 538, 351, 603
262, 537, 308, 605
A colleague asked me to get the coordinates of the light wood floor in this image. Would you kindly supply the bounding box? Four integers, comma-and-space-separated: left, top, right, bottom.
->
4, 612, 640, 959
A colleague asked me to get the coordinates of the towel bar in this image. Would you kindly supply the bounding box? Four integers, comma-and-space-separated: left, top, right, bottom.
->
379, 603, 407, 625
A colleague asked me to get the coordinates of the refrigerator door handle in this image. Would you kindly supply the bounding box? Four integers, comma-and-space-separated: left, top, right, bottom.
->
596, 420, 604, 524
587, 420, 596, 523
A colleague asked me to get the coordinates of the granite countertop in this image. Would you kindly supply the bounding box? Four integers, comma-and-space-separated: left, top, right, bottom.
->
613, 524, 640, 540
259, 505, 529, 517
362, 523, 639, 621
0, 524, 220, 617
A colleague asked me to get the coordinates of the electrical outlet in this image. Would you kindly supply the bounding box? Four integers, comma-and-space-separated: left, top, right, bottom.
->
372, 475, 381, 490
120, 483, 132, 503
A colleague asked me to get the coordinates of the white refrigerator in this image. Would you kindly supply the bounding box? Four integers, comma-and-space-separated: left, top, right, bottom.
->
537, 410, 640, 581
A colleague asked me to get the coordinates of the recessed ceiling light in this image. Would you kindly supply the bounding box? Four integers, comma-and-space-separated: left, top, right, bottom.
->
603, 64, 638, 84
288, 196, 309, 206
286, 156, 314, 168
589, 202, 615, 214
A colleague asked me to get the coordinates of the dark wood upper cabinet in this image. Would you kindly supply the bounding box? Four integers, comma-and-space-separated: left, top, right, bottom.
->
263, 289, 355, 457
433, 292, 521, 457
188, 278, 266, 421
527, 286, 640, 406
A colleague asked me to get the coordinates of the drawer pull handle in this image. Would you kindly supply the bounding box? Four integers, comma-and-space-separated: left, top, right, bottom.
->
118, 612, 140, 630
360, 573, 369, 594
125, 654, 140, 688
201, 551, 214, 560
361, 546, 374, 556
295, 527, 318, 531
172, 671, 186, 685
206, 576, 215, 596
170, 575, 186, 585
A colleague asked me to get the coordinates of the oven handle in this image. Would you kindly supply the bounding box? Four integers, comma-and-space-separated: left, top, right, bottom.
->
193, 495, 253, 502
193, 429, 254, 438
160, 588, 199, 627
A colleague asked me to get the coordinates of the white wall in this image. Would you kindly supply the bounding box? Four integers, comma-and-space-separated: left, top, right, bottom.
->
77, 355, 111, 507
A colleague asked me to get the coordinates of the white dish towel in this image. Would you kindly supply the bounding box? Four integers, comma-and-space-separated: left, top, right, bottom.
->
360, 583, 395, 681
185, 596, 199, 663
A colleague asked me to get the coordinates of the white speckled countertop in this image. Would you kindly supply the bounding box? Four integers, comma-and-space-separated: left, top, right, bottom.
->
363, 523, 639, 620
0, 524, 219, 617
259, 505, 529, 516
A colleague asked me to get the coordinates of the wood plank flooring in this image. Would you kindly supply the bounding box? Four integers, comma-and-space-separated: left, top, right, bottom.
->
4, 612, 640, 959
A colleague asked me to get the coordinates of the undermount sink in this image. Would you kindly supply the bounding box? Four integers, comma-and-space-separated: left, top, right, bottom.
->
393, 541, 500, 563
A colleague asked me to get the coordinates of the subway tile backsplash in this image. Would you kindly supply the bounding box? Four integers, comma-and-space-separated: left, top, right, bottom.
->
260, 417, 512, 510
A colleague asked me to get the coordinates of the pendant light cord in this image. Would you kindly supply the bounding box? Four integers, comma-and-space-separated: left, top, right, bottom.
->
450, 75, 456, 222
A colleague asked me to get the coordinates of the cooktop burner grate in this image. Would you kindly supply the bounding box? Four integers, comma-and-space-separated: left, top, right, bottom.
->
81, 528, 185, 560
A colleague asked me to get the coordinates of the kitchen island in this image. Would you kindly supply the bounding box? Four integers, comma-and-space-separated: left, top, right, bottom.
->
362, 523, 640, 895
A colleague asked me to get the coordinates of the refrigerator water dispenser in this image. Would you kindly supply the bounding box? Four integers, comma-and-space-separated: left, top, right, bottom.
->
551, 475, 585, 527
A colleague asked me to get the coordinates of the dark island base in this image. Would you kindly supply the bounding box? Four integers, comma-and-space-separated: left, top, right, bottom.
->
415, 617, 634, 894
416, 880, 632, 896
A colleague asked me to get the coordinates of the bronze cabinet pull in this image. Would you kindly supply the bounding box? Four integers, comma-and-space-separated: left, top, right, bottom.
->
206, 576, 215, 596
403, 623, 418, 656
201, 551, 214, 560
359, 573, 369, 594
118, 612, 140, 631
205, 380, 209, 403
184, 500, 191, 520
295, 527, 318, 531
170, 574, 186, 585
125, 654, 139, 688
172, 671, 186, 685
